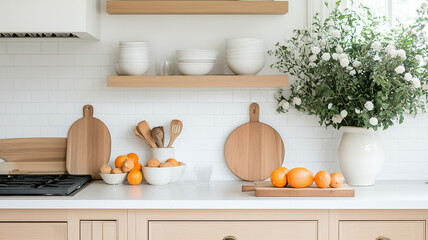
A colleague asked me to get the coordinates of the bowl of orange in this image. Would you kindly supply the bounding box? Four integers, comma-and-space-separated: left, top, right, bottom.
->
100, 172, 128, 185
142, 158, 185, 185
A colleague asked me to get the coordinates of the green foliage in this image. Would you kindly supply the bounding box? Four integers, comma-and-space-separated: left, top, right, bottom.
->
269, 0, 428, 130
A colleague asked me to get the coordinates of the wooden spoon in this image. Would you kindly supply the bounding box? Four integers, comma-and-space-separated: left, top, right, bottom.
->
151, 126, 164, 148
137, 121, 157, 148
167, 120, 183, 148
134, 127, 151, 147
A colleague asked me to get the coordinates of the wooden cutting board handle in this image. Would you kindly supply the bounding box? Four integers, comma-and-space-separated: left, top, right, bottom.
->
83, 105, 94, 118
250, 103, 259, 122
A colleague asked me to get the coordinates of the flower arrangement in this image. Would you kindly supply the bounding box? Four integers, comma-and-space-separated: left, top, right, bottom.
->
269, 0, 428, 130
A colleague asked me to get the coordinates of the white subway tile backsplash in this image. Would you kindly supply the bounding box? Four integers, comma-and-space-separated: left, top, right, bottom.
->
7, 42, 40, 54
233, 91, 250, 102
41, 43, 59, 54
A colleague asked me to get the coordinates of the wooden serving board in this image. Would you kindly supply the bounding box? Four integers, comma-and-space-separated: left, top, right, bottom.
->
224, 103, 284, 181
0, 138, 67, 174
66, 105, 111, 179
242, 182, 355, 197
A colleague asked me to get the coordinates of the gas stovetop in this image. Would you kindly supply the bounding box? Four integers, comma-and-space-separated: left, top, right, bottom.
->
0, 175, 91, 196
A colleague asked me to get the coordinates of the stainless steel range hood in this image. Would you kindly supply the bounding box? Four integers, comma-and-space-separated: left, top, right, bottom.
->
0, 0, 100, 40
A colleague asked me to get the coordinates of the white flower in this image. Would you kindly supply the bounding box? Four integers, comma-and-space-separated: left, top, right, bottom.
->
369, 117, 378, 126
397, 49, 406, 60
282, 101, 290, 110
328, 103, 333, 109
336, 46, 344, 53
371, 41, 382, 51
320, 39, 327, 46
338, 53, 348, 60
278, 100, 285, 107
395, 65, 405, 74
327, 19, 334, 26
355, 108, 361, 114
347, 66, 353, 71
312, 46, 321, 55
340, 110, 348, 118
412, 78, 421, 88
309, 55, 317, 62
332, 29, 340, 38
404, 73, 412, 81
422, 83, 428, 90
293, 97, 302, 106
357, 70, 362, 74
332, 114, 343, 124
364, 101, 374, 111
416, 55, 423, 63
385, 44, 395, 53
340, 58, 350, 67
349, 70, 356, 76
343, 25, 352, 31
388, 49, 398, 58
321, 53, 331, 61
352, 61, 362, 68
332, 53, 339, 60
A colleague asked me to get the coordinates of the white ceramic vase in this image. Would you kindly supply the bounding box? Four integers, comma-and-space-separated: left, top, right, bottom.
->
338, 126, 385, 186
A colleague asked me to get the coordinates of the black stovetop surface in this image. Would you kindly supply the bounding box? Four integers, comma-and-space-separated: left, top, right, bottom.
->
0, 175, 91, 196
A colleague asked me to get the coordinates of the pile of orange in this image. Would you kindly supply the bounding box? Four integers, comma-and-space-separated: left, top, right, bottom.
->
114, 153, 143, 185
270, 167, 343, 189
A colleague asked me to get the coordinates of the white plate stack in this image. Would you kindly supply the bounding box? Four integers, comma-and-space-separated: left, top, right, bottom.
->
115, 41, 150, 76
226, 38, 266, 75
176, 49, 218, 75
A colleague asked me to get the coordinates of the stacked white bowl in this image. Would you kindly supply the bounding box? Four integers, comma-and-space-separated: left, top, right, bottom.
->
176, 49, 218, 75
115, 41, 150, 76
226, 38, 266, 75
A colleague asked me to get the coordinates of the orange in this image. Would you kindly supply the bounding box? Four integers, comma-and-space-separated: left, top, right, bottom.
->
287, 167, 314, 188
315, 171, 331, 188
127, 170, 142, 185
127, 153, 139, 165
330, 172, 344, 188
270, 167, 289, 188
115, 155, 129, 168
133, 162, 142, 171
166, 158, 179, 167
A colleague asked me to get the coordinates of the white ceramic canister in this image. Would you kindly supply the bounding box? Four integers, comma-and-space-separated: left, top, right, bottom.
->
150, 148, 175, 162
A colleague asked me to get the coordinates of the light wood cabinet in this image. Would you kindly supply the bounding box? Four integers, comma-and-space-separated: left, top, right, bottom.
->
149, 221, 318, 240
81, 221, 117, 240
339, 221, 425, 240
0, 222, 67, 240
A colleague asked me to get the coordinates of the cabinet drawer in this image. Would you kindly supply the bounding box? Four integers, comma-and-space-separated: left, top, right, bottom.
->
0, 222, 67, 240
339, 221, 425, 240
149, 221, 317, 240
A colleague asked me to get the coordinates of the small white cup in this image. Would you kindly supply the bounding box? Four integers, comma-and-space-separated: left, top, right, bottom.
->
151, 148, 175, 162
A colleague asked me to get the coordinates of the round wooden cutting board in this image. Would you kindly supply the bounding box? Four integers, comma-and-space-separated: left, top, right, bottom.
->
224, 103, 284, 181
66, 105, 111, 179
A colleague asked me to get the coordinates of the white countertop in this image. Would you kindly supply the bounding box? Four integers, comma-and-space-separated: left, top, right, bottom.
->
1, 180, 428, 209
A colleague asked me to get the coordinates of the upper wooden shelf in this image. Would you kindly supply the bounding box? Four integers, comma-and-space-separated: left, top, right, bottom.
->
106, 1, 288, 15
107, 75, 288, 88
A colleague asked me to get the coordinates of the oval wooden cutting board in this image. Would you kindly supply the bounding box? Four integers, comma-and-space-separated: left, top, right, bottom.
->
66, 105, 111, 179
224, 103, 284, 181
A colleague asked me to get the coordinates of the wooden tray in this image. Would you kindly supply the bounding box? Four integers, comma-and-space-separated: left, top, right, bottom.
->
242, 182, 355, 197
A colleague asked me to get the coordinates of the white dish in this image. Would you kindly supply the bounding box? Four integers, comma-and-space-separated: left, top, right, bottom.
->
177, 58, 216, 63
227, 58, 265, 75
142, 166, 173, 185
177, 62, 215, 75
100, 173, 128, 185
176, 50, 218, 60
118, 62, 150, 76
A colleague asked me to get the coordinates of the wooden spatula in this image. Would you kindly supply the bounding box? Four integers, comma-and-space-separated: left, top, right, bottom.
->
151, 126, 164, 148
167, 120, 182, 148
137, 121, 157, 148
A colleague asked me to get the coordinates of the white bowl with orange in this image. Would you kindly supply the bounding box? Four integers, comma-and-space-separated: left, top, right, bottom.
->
142, 158, 186, 185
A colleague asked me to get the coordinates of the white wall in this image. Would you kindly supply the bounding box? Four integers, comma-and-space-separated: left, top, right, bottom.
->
0, 0, 427, 181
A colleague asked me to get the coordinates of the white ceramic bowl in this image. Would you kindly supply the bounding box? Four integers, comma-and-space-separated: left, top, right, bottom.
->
227, 58, 265, 75
118, 62, 150, 76
177, 62, 215, 75
142, 166, 173, 185
177, 58, 216, 63
170, 164, 186, 182
176, 50, 218, 60
100, 173, 128, 185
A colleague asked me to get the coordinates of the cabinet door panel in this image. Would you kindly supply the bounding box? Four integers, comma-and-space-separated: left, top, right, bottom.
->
0, 222, 67, 240
339, 221, 425, 240
149, 221, 317, 240
80, 220, 117, 240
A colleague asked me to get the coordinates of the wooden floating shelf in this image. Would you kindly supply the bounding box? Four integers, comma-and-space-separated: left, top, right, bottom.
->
106, 1, 288, 15
107, 75, 288, 88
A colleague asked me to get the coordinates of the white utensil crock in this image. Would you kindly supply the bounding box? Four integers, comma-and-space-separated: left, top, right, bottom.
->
338, 126, 384, 186
151, 148, 175, 162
